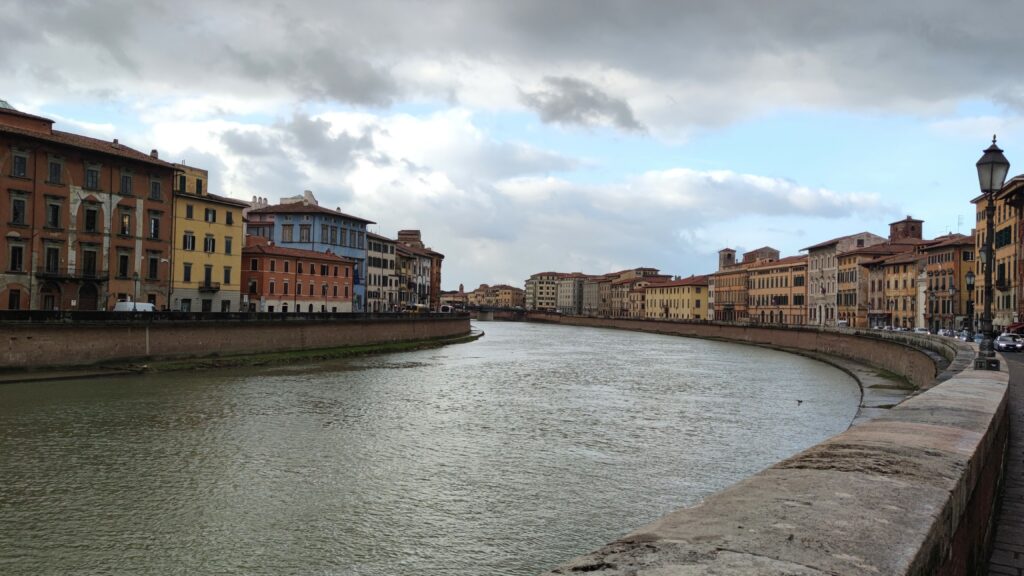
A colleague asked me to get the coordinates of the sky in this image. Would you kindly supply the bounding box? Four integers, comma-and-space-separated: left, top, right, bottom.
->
3, 0, 1024, 291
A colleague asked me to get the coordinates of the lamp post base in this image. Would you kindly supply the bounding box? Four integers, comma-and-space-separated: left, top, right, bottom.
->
974, 356, 1001, 370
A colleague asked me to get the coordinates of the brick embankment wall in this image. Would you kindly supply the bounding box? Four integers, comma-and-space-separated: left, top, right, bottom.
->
534, 315, 1009, 576
1, 316, 471, 369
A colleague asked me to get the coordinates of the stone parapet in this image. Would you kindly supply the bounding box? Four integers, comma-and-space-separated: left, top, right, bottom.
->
536, 315, 1008, 575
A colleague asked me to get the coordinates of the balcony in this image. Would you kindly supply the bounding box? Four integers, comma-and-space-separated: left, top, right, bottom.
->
35, 265, 108, 282
198, 281, 221, 293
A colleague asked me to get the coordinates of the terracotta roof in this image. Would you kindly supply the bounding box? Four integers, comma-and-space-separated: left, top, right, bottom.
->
248, 202, 375, 224
646, 275, 710, 289
174, 190, 250, 208
802, 232, 881, 252
0, 121, 173, 169
0, 104, 53, 123
748, 255, 807, 270
242, 243, 354, 262
920, 233, 973, 250
367, 232, 395, 242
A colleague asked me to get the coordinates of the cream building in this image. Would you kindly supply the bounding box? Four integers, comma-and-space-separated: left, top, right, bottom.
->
644, 275, 709, 320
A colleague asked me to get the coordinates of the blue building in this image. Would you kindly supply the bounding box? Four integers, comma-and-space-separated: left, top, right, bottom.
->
247, 200, 374, 312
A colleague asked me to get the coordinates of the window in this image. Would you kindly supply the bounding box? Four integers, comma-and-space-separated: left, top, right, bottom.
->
333, 266, 338, 277
321, 224, 329, 242
321, 284, 328, 296
283, 281, 289, 295
333, 285, 338, 297
120, 173, 133, 195
297, 262, 303, 274
221, 300, 231, 312
196, 179, 203, 195
282, 225, 294, 242
85, 167, 100, 190
120, 212, 131, 236
147, 254, 159, 279
248, 280, 257, 294
186, 204, 194, 219
201, 299, 212, 312
250, 258, 258, 271
149, 213, 160, 239
84, 207, 98, 232
180, 298, 192, 312
203, 235, 216, 253
204, 265, 213, 286
79, 248, 97, 277
224, 237, 233, 255
183, 263, 192, 282
320, 264, 328, 276
299, 225, 311, 242
177, 174, 187, 192
118, 253, 130, 278
270, 260, 276, 272
10, 196, 26, 225
182, 232, 195, 251
43, 199, 62, 228
269, 281, 276, 295
48, 159, 62, 184
284, 261, 289, 273
8, 289, 20, 310
204, 208, 216, 223
149, 180, 161, 200
308, 283, 314, 296
8, 244, 23, 272
12, 154, 28, 178
226, 211, 234, 225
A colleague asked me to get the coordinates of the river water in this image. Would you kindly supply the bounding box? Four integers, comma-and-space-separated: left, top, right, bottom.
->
0, 322, 859, 576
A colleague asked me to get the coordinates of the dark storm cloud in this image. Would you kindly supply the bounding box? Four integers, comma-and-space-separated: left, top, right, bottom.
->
221, 129, 280, 158
280, 114, 375, 167
520, 77, 645, 131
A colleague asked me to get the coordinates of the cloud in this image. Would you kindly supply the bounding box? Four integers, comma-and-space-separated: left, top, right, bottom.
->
520, 76, 645, 131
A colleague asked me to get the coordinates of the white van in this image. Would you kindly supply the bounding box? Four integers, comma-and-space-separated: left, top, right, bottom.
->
113, 301, 156, 312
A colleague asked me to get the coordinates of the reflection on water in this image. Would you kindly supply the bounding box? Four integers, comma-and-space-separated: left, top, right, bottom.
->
0, 322, 859, 576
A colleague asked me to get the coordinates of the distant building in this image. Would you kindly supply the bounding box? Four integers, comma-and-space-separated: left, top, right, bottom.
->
366, 232, 398, 312
644, 275, 710, 320
803, 232, 887, 326
525, 272, 562, 311
747, 255, 808, 325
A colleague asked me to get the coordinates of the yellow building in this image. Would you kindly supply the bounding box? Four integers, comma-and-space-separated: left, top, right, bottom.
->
644, 275, 709, 320
875, 251, 924, 329
747, 255, 807, 325
980, 175, 1024, 330
170, 163, 248, 312
920, 233, 975, 333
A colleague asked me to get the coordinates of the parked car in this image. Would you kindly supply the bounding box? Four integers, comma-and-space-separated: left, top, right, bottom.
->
113, 300, 156, 312
994, 334, 1023, 352
913, 327, 929, 334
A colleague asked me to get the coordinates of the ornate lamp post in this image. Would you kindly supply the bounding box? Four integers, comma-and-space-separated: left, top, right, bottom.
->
966, 270, 976, 339
975, 136, 1010, 369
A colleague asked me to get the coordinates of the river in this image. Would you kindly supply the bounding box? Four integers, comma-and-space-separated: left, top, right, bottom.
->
0, 321, 860, 576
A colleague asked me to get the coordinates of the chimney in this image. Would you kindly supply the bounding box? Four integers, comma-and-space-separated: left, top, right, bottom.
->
150, 149, 158, 159
112, 138, 119, 147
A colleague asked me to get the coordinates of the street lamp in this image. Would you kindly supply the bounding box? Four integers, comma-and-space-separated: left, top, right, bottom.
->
132, 272, 140, 311
966, 270, 976, 339
975, 136, 1010, 369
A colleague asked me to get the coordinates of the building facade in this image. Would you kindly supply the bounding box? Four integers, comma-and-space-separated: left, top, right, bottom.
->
366, 232, 398, 312
246, 195, 373, 312
920, 234, 974, 333
644, 275, 709, 320
170, 163, 248, 312
804, 232, 886, 326
747, 255, 807, 325
0, 101, 174, 310
524, 272, 561, 311
242, 236, 354, 313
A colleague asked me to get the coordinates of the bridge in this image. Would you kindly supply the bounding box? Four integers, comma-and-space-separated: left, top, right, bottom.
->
525, 312, 1010, 575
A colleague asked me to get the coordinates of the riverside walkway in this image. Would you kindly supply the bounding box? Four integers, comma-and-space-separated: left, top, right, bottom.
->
987, 353, 1024, 575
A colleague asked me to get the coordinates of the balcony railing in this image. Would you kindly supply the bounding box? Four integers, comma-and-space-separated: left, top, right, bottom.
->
34, 265, 109, 281
198, 281, 221, 293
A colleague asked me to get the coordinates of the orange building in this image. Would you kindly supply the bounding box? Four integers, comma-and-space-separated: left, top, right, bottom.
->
920, 233, 975, 333
242, 236, 355, 313
747, 255, 807, 325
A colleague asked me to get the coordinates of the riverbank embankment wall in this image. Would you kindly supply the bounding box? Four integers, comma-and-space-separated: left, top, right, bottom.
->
532, 314, 1007, 576
1, 314, 471, 369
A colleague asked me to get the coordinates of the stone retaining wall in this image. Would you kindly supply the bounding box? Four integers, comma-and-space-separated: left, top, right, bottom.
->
535, 315, 1009, 575
0, 315, 471, 369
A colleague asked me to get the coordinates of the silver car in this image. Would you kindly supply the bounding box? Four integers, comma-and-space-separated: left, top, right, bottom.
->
994, 334, 1023, 352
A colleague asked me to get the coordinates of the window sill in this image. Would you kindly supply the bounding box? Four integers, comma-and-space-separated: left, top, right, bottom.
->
9, 174, 30, 181
43, 226, 64, 232
7, 222, 29, 228
83, 186, 103, 192
45, 180, 63, 186
5, 270, 27, 275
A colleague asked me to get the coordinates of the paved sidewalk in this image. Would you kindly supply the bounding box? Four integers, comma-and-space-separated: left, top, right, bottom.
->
986, 354, 1024, 575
